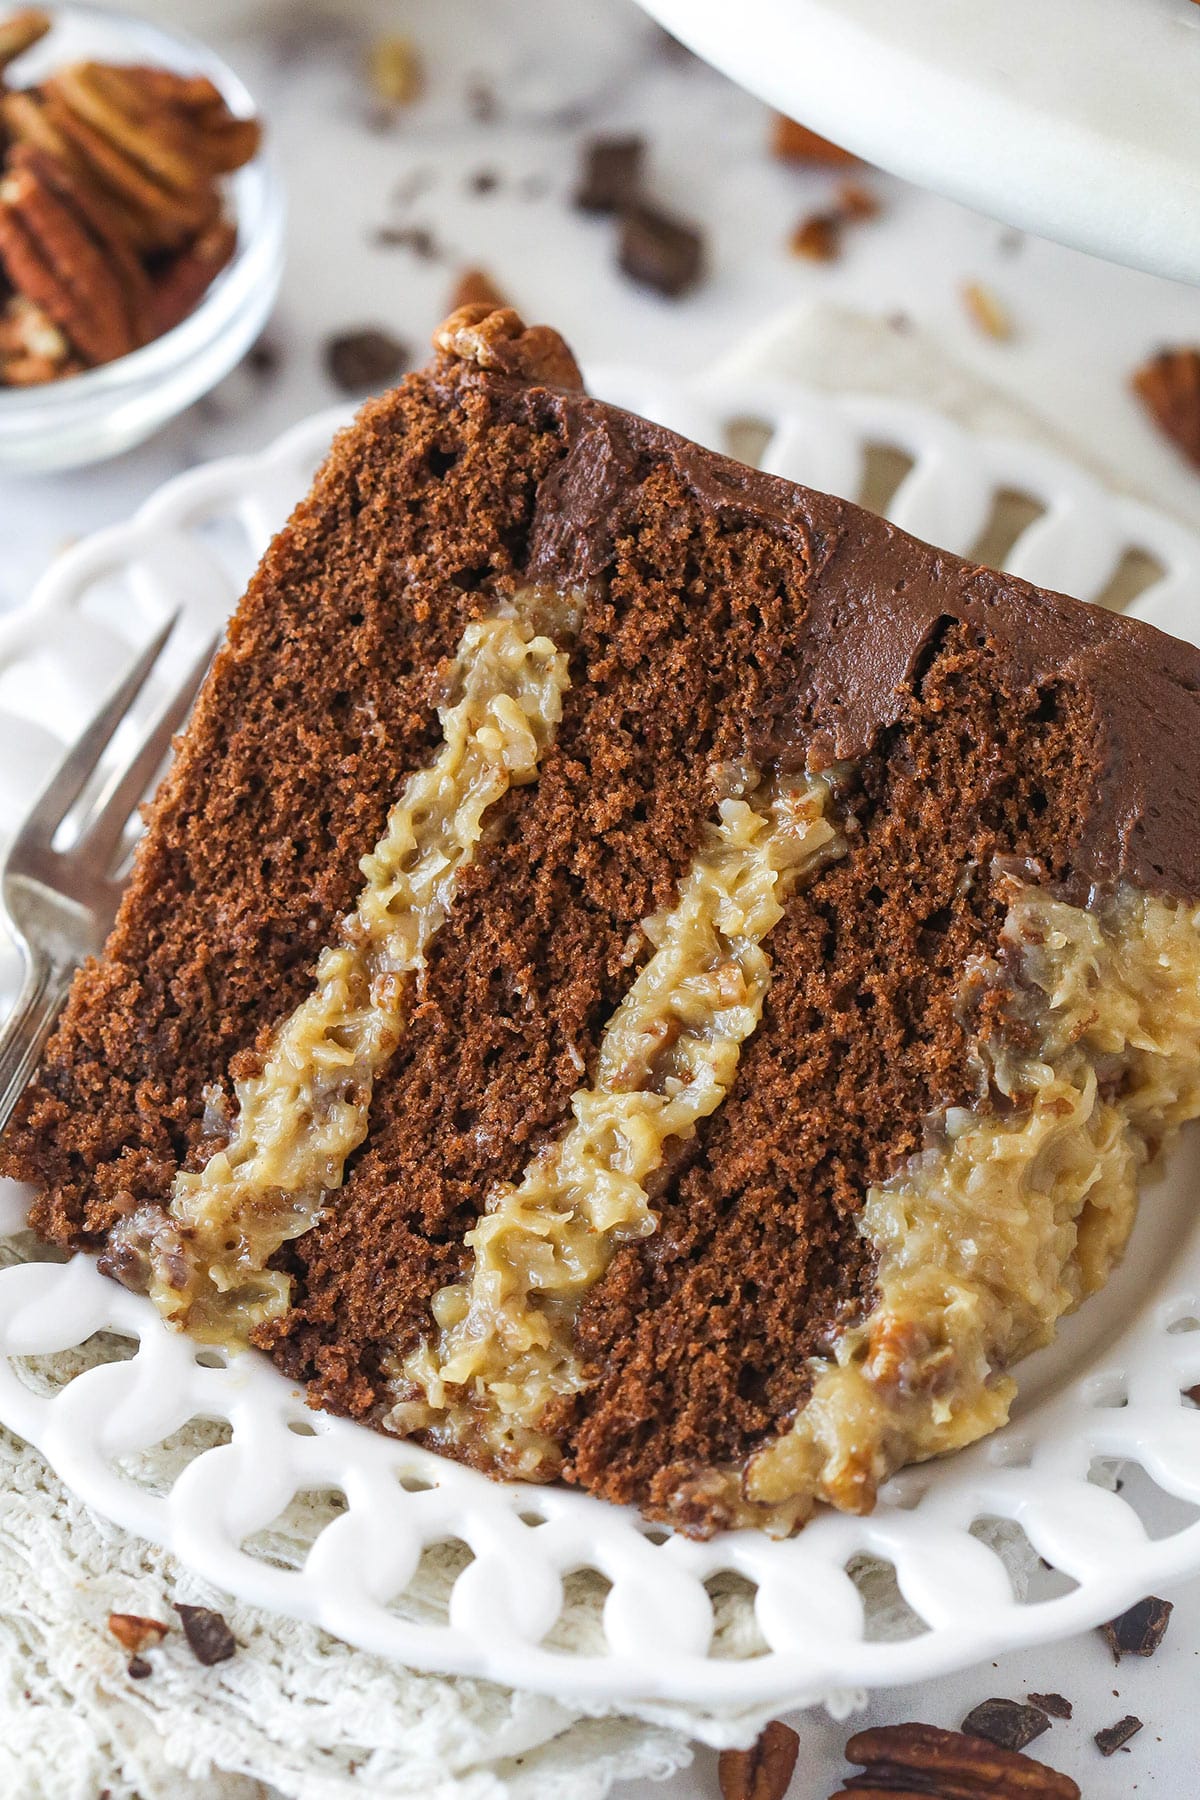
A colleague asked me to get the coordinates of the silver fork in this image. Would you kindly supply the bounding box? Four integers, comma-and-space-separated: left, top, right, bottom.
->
0, 613, 216, 1136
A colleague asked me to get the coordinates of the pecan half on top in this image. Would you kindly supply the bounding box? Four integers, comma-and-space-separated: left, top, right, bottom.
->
0, 10, 261, 386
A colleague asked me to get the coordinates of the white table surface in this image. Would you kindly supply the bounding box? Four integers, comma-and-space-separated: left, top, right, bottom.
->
3, 2, 1199, 1793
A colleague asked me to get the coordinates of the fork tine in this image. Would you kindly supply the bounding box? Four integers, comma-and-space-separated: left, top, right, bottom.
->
81, 632, 219, 871
15, 610, 182, 850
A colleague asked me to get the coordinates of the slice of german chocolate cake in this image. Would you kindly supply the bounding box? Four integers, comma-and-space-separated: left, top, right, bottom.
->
6, 306, 1200, 1536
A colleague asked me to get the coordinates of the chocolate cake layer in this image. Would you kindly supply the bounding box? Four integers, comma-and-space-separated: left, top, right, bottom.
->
6, 306, 1200, 1536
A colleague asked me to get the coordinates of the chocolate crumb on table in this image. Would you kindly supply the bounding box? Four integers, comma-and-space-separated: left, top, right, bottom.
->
1099, 1594, 1174, 1661
573, 133, 644, 214
324, 327, 410, 394
617, 202, 705, 297
175, 1603, 237, 1666
960, 1697, 1051, 1752
1132, 346, 1200, 470
372, 223, 441, 259
718, 1720, 799, 1800
1027, 1692, 1073, 1720
1095, 1714, 1144, 1756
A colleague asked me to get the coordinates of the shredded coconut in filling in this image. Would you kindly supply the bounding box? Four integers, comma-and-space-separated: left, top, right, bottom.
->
104, 591, 579, 1342
384, 767, 847, 1477
687, 878, 1200, 1535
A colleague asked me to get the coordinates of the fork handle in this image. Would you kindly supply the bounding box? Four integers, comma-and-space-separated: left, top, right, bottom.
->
0, 951, 74, 1137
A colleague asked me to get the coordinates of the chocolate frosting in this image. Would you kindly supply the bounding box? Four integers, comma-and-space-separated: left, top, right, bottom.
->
436, 323, 1200, 904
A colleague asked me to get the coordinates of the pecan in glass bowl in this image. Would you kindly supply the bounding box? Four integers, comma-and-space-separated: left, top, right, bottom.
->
0, 3, 284, 470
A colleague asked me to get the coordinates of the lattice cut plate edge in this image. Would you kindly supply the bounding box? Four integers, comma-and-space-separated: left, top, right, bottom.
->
0, 370, 1199, 1733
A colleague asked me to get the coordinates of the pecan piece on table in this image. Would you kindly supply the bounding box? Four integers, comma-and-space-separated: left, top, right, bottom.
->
834, 1721, 1080, 1798
0, 7, 47, 77
107, 1611, 169, 1653
1132, 348, 1200, 469
718, 1720, 800, 1800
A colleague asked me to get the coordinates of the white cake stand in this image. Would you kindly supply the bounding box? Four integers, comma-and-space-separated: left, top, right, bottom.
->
637, 0, 1200, 287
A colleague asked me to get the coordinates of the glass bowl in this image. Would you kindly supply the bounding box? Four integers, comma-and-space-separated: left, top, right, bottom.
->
0, 3, 285, 472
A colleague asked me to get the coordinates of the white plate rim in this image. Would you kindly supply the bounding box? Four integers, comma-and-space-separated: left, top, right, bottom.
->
0, 372, 1200, 1733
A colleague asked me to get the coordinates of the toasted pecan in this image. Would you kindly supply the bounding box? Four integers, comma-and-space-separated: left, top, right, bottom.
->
718, 1720, 800, 1800
843, 1722, 1080, 1799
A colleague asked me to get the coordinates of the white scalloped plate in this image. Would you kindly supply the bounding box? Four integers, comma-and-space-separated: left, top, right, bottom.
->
2, 373, 1200, 1732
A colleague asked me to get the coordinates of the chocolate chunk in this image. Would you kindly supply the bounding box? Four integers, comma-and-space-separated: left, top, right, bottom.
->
1184, 1380, 1200, 1405
126, 1655, 153, 1679
1100, 1594, 1173, 1661
573, 134, 644, 214
372, 224, 439, 259
617, 204, 704, 298
175, 1602, 237, 1666
325, 328, 410, 394
961, 1698, 1051, 1752
1095, 1714, 1143, 1756
1027, 1692, 1073, 1720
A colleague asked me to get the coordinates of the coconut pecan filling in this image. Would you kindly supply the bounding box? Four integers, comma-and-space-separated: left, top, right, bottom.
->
384, 765, 847, 1476
103, 589, 580, 1341
684, 879, 1200, 1534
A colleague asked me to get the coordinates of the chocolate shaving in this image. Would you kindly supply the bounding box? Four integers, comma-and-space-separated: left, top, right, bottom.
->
573, 134, 644, 215
961, 1697, 1051, 1752
175, 1602, 237, 1666
324, 327, 409, 394
1099, 1594, 1173, 1661
1094, 1714, 1143, 1756
126, 1655, 152, 1679
617, 202, 704, 298
1027, 1693, 1072, 1721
